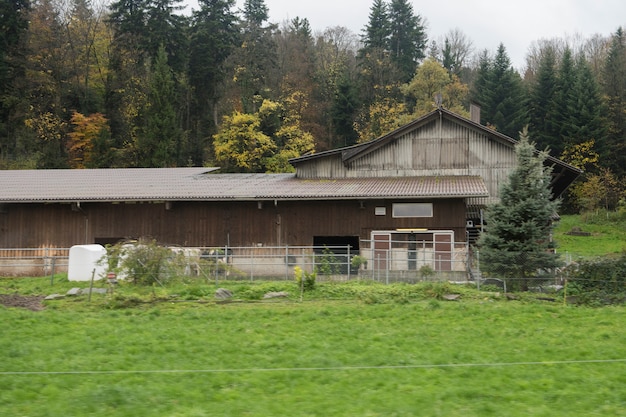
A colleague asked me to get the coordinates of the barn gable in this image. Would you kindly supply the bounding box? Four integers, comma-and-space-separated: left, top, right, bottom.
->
290, 107, 581, 205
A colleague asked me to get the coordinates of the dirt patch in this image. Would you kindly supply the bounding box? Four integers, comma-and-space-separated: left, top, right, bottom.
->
0, 294, 45, 311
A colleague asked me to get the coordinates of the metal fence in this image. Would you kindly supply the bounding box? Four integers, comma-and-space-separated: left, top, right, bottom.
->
0, 248, 70, 277
0, 241, 471, 283
0, 244, 605, 292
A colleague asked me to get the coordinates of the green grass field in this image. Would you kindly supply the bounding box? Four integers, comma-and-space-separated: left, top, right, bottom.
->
1, 278, 626, 416
554, 213, 626, 258
1, 212, 625, 416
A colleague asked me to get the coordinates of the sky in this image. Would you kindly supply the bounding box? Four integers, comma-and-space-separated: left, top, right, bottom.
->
182, 0, 626, 70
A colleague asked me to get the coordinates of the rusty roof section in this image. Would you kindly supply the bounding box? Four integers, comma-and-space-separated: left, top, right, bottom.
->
0, 168, 488, 202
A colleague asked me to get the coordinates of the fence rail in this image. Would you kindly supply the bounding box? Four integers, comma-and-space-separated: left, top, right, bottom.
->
0, 242, 471, 282
0, 245, 599, 289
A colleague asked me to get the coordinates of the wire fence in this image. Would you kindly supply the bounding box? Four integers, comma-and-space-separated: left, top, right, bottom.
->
1, 245, 624, 301
0, 241, 471, 283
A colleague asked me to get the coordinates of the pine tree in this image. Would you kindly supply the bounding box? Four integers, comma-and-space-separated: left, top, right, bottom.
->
188, 0, 239, 163
0, 0, 30, 158
331, 74, 360, 147
387, 0, 427, 82
601, 27, 626, 177
471, 50, 492, 124
528, 46, 560, 154
137, 45, 181, 167
549, 47, 577, 156
229, 0, 277, 113
360, 0, 390, 50
562, 54, 607, 159
478, 128, 562, 291
145, 0, 189, 74
473, 44, 527, 138
488, 44, 527, 138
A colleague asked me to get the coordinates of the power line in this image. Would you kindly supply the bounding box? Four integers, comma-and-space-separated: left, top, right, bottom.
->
2, 358, 625, 376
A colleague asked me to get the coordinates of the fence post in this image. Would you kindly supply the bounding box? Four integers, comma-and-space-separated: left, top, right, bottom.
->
347, 245, 351, 281
385, 250, 389, 285
476, 250, 480, 291
285, 245, 289, 280
250, 247, 254, 282
50, 257, 56, 286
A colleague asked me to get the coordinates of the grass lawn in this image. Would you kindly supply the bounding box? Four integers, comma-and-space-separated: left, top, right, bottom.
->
1, 277, 626, 416
554, 213, 626, 259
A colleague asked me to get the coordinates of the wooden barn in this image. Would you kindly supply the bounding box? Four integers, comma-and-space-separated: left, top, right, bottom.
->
0, 107, 581, 275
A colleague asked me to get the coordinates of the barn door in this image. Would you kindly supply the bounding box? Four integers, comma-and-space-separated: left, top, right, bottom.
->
434, 233, 452, 271
372, 233, 391, 271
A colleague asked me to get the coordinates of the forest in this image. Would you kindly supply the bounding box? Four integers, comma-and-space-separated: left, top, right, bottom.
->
0, 0, 625, 212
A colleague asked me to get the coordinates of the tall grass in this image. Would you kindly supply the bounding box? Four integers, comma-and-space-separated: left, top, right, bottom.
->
2, 294, 626, 416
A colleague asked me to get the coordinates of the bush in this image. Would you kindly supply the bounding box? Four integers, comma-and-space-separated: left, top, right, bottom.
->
315, 247, 340, 275
568, 254, 626, 305
104, 239, 187, 286
294, 266, 316, 291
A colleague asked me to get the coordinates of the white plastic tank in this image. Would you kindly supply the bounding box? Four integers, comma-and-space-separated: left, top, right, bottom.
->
68, 244, 107, 281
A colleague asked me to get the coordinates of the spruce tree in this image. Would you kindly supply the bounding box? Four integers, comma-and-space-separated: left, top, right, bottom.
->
487, 44, 528, 138
550, 47, 576, 156
188, 0, 239, 163
528, 46, 560, 154
137, 45, 181, 167
478, 128, 562, 291
563, 54, 607, 158
388, 0, 427, 82
360, 0, 390, 50
601, 27, 626, 177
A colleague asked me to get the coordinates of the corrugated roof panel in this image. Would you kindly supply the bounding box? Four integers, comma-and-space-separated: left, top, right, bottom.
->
0, 168, 489, 202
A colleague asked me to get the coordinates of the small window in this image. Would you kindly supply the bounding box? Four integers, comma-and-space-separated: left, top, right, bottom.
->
392, 203, 433, 218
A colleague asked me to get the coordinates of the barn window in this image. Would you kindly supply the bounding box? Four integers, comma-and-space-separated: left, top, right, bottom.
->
392, 203, 433, 218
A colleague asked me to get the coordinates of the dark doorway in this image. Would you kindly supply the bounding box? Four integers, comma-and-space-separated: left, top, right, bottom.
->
313, 236, 360, 274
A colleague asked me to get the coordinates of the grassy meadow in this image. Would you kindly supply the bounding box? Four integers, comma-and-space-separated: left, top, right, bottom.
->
1, 276, 626, 416
554, 213, 626, 258
1, 212, 625, 416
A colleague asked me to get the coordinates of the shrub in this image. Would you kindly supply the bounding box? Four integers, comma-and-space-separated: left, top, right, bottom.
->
104, 239, 187, 286
294, 266, 316, 291
568, 254, 626, 305
315, 247, 340, 275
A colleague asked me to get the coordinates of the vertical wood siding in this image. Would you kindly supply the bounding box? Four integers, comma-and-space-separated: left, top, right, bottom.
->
294, 114, 517, 205
0, 199, 467, 249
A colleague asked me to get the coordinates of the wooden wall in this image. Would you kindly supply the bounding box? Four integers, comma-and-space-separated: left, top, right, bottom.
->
0, 198, 467, 248
294, 115, 517, 205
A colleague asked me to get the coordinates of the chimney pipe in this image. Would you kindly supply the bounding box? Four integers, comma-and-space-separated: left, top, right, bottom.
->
470, 103, 481, 124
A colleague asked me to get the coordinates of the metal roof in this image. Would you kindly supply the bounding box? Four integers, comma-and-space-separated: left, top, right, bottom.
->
0, 168, 488, 203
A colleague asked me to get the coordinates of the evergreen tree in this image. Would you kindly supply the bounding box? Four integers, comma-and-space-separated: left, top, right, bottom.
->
242, 0, 268, 26
475, 44, 527, 138
188, 0, 239, 164
562, 54, 607, 160
528, 46, 560, 153
360, 0, 390, 50
601, 27, 626, 177
471, 50, 492, 123
490, 44, 527, 138
108, 0, 150, 62
550, 47, 576, 156
478, 128, 562, 291
106, 0, 151, 151
136, 45, 181, 167
331, 73, 360, 147
0, 0, 30, 158
228, 0, 277, 113
145, 0, 189, 74
388, 0, 427, 82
